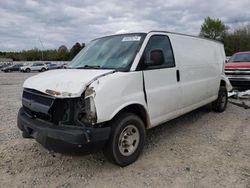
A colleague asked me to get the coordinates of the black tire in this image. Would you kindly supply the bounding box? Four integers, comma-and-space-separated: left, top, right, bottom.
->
25, 68, 31, 73
212, 86, 228, 112
104, 113, 146, 167
41, 68, 46, 72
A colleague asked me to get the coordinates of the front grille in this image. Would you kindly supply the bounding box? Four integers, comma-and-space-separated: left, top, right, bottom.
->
23, 88, 54, 106
22, 88, 73, 124
22, 88, 55, 121
23, 106, 33, 117
225, 69, 250, 76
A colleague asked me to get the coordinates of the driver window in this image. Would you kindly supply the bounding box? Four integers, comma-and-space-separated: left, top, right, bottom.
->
143, 35, 175, 69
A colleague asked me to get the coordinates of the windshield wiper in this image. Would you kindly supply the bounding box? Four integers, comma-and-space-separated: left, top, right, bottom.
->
76, 65, 101, 69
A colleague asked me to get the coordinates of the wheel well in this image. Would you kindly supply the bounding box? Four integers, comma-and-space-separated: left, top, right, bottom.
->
114, 104, 149, 128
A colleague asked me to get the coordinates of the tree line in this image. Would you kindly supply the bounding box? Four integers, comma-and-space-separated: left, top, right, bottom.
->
200, 17, 250, 55
0, 42, 85, 61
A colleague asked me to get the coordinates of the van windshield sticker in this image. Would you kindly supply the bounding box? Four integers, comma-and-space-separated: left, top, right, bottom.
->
122, 36, 141, 42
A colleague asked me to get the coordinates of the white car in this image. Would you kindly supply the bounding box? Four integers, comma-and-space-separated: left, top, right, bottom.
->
17, 31, 232, 166
20, 63, 47, 72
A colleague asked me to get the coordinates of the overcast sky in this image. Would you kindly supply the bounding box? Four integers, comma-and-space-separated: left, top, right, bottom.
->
0, 0, 249, 51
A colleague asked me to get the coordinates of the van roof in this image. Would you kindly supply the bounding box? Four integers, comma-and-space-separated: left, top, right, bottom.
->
148, 30, 223, 45
92, 31, 223, 45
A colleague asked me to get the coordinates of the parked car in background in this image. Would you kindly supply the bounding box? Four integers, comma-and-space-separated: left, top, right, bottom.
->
61, 63, 68, 69
225, 56, 231, 63
1, 64, 23, 72
0, 62, 13, 69
225, 51, 250, 90
20, 63, 47, 72
45, 62, 51, 65
47, 63, 61, 70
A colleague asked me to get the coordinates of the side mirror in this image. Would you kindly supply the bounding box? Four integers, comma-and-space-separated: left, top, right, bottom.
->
147, 49, 165, 67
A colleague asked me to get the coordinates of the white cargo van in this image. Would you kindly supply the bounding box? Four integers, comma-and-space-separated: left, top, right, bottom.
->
18, 31, 232, 166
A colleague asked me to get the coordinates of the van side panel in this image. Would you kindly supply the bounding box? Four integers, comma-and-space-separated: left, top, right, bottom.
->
168, 34, 222, 109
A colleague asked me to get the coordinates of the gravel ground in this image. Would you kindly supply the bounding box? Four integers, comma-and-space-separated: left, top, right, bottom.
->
0, 72, 249, 188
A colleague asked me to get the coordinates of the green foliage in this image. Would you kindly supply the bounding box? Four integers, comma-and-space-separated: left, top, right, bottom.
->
0, 42, 85, 61
200, 17, 228, 41
57, 45, 69, 60
223, 25, 250, 55
69, 42, 83, 60
200, 17, 250, 55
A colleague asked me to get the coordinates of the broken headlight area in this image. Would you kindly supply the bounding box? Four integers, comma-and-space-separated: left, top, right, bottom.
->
74, 96, 97, 126
22, 88, 97, 127
53, 96, 97, 127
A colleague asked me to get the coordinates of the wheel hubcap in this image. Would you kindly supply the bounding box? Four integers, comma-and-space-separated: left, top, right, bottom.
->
118, 125, 140, 156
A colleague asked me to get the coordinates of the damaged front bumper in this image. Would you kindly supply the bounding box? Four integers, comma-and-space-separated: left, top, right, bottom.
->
17, 107, 111, 153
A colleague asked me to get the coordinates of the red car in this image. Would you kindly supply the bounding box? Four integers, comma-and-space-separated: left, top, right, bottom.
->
225, 51, 250, 90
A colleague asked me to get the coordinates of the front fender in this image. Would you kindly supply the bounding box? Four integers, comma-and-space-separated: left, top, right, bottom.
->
90, 71, 147, 124
108, 101, 149, 122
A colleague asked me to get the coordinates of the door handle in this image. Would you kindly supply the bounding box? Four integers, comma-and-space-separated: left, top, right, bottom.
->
176, 70, 180, 82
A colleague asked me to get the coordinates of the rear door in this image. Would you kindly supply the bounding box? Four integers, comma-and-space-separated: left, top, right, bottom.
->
141, 35, 181, 126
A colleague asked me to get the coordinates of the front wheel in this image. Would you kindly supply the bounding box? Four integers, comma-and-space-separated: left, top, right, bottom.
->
25, 68, 31, 73
212, 86, 228, 112
41, 68, 46, 72
104, 113, 146, 167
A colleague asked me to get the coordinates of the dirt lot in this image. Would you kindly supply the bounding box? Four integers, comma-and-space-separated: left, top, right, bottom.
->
0, 72, 249, 188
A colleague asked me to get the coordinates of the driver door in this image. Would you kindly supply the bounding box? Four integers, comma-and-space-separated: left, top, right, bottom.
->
141, 35, 181, 126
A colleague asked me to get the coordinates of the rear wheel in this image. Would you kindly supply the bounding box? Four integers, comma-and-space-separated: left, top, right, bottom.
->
25, 68, 31, 73
212, 86, 228, 112
104, 113, 146, 167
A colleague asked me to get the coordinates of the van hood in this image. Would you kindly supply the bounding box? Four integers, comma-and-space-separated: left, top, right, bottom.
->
23, 69, 115, 98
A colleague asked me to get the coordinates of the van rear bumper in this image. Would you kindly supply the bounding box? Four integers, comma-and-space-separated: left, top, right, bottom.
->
17, 107, 111, 153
